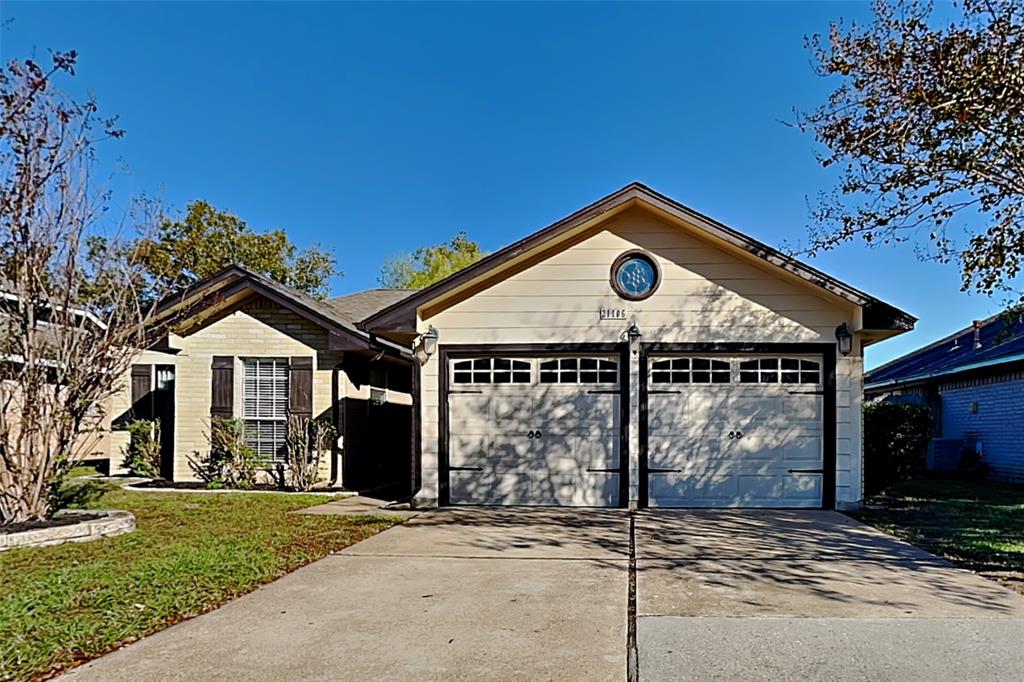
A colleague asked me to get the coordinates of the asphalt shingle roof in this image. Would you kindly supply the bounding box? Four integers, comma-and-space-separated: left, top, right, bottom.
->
327, 289, 418, 324
866, 308, 1024, 387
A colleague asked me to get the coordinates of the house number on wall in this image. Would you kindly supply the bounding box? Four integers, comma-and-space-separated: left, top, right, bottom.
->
600, 308, 628, 321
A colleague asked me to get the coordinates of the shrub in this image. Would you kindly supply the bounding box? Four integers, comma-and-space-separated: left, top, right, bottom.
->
283, 415, 334, 491
187, 417, 261, 489
121, 419, 162, 478
863, 401, 932, 496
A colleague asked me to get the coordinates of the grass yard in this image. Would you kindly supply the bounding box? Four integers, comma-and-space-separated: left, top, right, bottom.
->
0, 483, 400, 681
851, 477, 1024, 595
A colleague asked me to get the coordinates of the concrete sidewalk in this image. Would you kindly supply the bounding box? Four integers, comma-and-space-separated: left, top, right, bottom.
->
63, 508, 629, 682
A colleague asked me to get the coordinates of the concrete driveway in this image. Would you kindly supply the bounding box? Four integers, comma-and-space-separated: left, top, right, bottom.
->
63, 508, 1024, 681
64, 508, 630, 682
636, 510, 1024, 681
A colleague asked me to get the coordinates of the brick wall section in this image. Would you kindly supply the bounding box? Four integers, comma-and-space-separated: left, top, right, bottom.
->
168, 298, 343, 481
940, 375, 1024, 480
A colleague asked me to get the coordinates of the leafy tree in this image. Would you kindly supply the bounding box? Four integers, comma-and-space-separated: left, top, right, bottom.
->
131, 200, 339, 299
798, 0, 1024, 300
379, 231, 484, 288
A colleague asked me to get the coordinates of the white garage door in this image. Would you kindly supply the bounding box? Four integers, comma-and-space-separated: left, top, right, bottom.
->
646, 355, 824, 508
448, 356, 621, 506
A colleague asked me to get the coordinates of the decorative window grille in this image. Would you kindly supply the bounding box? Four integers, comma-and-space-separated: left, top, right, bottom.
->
650, 358, 731, 384
243, 358, 289, 461
452, 358, 532, 384
539, 358, 618, 384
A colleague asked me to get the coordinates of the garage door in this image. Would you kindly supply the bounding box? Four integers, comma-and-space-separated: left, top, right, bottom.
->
447, 356, 622, 506
646, 354, 824, 508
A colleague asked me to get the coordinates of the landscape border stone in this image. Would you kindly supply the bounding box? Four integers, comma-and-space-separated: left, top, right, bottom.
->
0, 509, 136, 551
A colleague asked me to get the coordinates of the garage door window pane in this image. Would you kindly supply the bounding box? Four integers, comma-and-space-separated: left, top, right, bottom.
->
652, 358, 729, 383
453, 358, 532, 384
739, 357, 820, 385
540, 358, 617, 384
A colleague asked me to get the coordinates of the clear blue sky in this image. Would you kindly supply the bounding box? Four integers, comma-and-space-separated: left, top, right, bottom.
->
2, 1, 999, 368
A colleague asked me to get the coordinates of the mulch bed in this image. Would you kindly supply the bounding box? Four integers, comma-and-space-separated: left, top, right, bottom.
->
130, 479, 350, 494
1, 513, 103, 535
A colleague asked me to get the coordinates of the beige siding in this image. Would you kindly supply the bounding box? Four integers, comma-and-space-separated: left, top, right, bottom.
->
416, 206, 865, 506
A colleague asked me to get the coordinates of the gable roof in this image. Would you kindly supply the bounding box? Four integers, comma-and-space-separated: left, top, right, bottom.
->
328, 288, 418, 323
360, 182, 916, 334
153, 265, 412, 357
865, 308, 1024, 389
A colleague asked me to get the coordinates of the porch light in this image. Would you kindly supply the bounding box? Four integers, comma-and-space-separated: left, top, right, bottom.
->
835, 323, 853, 357
627, 323, 642, 342
415, 325, 439, 364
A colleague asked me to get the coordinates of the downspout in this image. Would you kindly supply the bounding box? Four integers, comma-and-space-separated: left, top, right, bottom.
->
329, 353, 345, 487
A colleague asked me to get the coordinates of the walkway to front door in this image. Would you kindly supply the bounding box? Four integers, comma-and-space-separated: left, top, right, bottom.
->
63, 509, 1024, 681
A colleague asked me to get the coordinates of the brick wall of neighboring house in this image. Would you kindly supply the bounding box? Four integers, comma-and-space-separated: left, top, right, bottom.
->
939, 374, 1024, 480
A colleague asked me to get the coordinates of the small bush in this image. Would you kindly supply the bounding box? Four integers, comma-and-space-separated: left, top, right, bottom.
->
121, 419, 162, 478
283, 415, 334, 491
863, 401, 932, 496
187, 417, 261, 489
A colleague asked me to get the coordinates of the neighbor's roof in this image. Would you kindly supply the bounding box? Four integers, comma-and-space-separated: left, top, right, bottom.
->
328, 289, 418, 324
360, 182, 916, 334
865, 308, 1024, 389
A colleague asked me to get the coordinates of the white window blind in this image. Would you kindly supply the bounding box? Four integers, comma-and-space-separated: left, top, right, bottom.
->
243, 358, 289, 461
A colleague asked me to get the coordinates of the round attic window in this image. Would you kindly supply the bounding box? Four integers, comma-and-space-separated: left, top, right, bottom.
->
610, 250, 660, 301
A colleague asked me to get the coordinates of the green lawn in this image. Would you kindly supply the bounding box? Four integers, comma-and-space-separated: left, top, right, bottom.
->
851, 478, 1024, 595
0, 483, 399, 681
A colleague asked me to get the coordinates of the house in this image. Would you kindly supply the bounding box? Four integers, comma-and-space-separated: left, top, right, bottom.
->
109, 267, 417, 497
360, 182, 914, 508
122, 183, 914, 508
865, 309, 1024, 480
1, 286, 114, 467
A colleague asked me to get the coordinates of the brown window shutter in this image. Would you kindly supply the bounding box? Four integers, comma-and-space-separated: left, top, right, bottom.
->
288, 356, 313, 419
131, 364, 152, 418
210, 356, 234, 418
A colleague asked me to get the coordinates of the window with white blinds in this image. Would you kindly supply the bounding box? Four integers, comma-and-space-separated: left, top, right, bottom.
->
243, 358, 289, 461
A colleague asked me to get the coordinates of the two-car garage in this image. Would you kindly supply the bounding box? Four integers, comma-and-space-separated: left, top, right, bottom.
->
441, 347, 831, 509
360, 185, 914, 511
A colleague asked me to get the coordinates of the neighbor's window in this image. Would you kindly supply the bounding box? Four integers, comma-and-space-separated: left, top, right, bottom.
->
739, 358, 820, 384
243, 357, 289, 461
651, 358, 730, 384
539, 358, 618, 384
452, 358, 531, 384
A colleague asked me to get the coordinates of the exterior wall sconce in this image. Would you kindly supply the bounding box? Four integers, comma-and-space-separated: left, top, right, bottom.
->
414, 325, 439, 365
627, 323, 642, 342
835, 322, 853, 357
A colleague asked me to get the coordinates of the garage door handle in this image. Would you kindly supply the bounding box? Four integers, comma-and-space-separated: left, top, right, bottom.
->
449, 390, 484, 395
449, 466, 483, 472
787, 468, 824, 474
586, 468, 621, 473
587, 389, 620, 395
787, 390, 824, 395
647, 468, 683, 473
648, 390, 682, 394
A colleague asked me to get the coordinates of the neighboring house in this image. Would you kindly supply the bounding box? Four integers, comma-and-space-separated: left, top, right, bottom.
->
108, 267, 417, 497
360, 182, 914, 509
117, 183, 915, 508
0, 287, 114, 467
865, 309, 1024, 480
